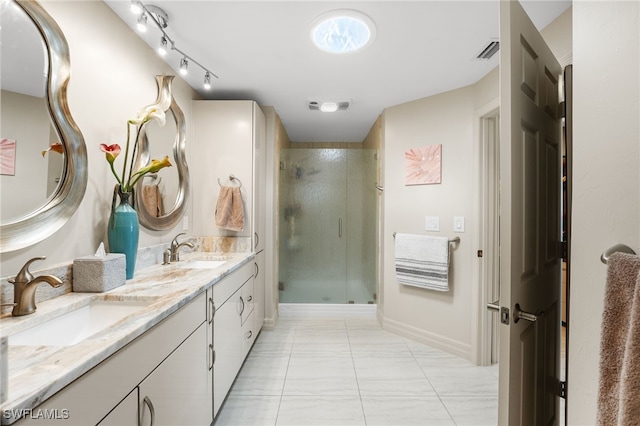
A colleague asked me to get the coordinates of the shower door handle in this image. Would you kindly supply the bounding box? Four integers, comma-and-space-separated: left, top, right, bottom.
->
338, 218, 342, 238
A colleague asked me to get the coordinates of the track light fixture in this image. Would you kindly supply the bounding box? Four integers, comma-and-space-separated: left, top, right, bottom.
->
136, 13, 148, 32
130, 2, 218, 91
179, 57, 188, 75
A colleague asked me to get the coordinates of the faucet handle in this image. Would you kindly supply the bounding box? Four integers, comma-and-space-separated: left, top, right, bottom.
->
10, 256, 46, 284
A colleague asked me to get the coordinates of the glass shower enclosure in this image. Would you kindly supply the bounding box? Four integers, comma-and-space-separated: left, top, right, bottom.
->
278, 148, 377, 304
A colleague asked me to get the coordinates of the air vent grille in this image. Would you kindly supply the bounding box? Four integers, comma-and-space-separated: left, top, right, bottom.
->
476, 40, 500, 60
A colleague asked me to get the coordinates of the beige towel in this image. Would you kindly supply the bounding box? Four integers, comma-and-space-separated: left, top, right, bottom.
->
597, 252, 640, 425
215, 186, 244, 232
142, 185, 163, 217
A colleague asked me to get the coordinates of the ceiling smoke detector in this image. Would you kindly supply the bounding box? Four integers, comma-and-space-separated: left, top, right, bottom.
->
308, 100, 351, 112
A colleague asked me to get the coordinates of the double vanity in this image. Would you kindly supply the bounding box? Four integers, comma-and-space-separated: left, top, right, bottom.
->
0, 251, 262, 425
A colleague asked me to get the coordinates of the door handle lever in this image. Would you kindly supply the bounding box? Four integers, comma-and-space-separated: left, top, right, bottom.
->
487, 300, 500, 312
513, 303, 542, 323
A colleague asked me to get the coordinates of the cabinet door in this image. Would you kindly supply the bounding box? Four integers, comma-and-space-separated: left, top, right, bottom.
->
254, 251, 265, 333
138, 323, 211, 426
97, 389, 138, 426
252, 103, 266, 252
213, 289, 243, 417
206, 288, 215, 418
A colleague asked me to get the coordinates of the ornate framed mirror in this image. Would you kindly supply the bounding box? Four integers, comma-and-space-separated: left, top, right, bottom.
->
134, 75, 189, 231
0, 0, 88, 252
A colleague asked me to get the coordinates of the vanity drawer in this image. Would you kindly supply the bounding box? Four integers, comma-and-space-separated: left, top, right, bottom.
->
212, 260, 254, 308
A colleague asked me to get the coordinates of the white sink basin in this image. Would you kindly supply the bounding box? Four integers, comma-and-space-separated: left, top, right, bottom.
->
9, 300, 150, 347
178, 255, 229, 269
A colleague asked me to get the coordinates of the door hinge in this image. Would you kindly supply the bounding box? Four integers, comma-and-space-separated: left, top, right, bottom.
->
477, 250, 484, 258
559, 101, 566, 119
558, 380, 567, 399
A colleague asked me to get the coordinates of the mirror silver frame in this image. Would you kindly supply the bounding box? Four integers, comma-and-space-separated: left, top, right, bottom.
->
0, 0, 88, 252
134, 75, 189, 231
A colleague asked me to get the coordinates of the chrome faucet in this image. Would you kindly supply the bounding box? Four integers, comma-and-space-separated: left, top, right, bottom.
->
8, 257, 63, 316
169, 233, 194, 262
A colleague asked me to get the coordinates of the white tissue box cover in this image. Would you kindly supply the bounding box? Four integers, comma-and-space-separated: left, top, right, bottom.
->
73, 254, 126, 293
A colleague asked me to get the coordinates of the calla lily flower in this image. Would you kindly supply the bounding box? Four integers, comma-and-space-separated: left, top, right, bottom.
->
128, 106, 166, 127
99, 143, 121, 164
129, 156, 172, 188
41, 142, 64, 157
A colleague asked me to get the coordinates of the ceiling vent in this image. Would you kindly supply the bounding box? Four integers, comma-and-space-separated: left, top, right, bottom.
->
308, 100, 351, 112
475, 40, 500, 60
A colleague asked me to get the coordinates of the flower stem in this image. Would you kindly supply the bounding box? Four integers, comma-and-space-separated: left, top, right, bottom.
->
120, 123, 132, 191
126, 124, 145, 192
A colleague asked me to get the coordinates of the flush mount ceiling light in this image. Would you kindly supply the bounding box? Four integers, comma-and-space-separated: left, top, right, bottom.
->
310, 10, 376, 54
308, 99, 351, 112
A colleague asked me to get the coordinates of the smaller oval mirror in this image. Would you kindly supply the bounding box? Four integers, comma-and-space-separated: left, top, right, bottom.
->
134, 75, 189, 231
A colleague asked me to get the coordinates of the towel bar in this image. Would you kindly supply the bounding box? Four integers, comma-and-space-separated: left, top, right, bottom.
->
217, 174, 242, 188
601, 244, 637, 264
392, 233, 460, 245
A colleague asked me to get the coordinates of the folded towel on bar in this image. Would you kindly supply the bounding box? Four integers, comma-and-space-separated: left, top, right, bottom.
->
394, 233, 450, 291
215, 186, 244, 232
597, 252, 640, 425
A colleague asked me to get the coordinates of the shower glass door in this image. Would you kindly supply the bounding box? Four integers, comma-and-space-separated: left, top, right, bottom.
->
279, 148, 376, 304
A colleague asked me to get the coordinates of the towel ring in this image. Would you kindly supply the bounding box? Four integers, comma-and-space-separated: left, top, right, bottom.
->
218, 174, 242, 188
601, 243, 637, 264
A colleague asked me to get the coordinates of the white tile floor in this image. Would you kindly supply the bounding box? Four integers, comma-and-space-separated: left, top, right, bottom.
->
214, 317, 498, 426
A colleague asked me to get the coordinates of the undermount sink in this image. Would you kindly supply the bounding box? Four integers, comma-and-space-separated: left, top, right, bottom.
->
178, 255, 229, 270
9, 299, 150, 347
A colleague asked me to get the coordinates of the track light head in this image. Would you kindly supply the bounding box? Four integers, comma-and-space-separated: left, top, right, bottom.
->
203, 72, 212, 90
136, 13, 148, 32
180, 57, 189, 75
130, 0, 143, 15
158, 36, 168, 56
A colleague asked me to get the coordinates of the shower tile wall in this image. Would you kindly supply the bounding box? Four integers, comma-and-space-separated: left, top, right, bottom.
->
279, 149, 377, 304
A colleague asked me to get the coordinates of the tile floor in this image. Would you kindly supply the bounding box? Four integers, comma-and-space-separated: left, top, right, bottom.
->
214, 317, 498, 426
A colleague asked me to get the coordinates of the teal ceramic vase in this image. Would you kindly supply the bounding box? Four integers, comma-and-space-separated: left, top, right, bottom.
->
107, 186, 139, 279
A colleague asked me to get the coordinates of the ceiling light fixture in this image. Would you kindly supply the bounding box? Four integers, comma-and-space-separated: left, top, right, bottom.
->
308, 99, 351, 112
203, 72, 212, 90
130, 2, 219, 91
136, 13, 148, 32
310, 10, 376, 54
179, 57, 188, 75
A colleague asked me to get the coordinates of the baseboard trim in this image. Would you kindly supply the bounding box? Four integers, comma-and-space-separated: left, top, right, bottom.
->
279, 303, 377, 318
381, 316, 472, 361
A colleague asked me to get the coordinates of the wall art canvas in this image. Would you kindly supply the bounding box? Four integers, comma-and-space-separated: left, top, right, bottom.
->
405, 144, 442, 185
1, 138, 16, 176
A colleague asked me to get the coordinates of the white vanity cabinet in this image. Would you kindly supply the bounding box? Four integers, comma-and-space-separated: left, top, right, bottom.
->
16, 292, 210, 426
211, 261, 257, 417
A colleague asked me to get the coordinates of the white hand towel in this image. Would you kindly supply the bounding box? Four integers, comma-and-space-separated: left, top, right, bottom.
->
394, 233, 450, 291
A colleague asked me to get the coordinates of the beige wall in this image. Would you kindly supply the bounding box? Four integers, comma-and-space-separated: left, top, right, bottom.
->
0, 1, 197, 274
381, 86, 477, 357
569, 1, 639, 423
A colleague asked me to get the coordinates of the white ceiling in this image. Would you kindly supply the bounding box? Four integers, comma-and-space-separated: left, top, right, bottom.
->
103, 1, 571, 142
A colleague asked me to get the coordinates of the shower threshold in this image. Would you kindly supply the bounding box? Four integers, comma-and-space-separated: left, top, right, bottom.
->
279, 303, 377, 318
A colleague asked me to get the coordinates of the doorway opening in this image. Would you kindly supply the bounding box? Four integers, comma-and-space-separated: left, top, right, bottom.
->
278, 147, 378, 305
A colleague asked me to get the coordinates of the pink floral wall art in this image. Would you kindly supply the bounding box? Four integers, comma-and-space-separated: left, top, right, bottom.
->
1, 138, 16, 176
405, 144, 442, 185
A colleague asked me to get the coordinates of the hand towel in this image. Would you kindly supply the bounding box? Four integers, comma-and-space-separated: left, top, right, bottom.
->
141, 185, 163, 218
597, 252, 640, 425
394, 233, 450, 291
215, 186, 244, 232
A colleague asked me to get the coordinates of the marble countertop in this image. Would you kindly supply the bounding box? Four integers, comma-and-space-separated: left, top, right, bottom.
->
0, 251, 254, 422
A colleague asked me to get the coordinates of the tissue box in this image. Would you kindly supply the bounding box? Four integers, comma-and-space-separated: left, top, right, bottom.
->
73, 254, 126, 293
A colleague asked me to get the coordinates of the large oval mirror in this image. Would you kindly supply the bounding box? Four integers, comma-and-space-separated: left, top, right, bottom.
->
0, 0, 87, 252
134, 75, 189, 231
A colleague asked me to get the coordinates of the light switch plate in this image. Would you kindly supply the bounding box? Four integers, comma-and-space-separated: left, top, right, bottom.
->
453, 216, 465, 233
425, 216, 440, 232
